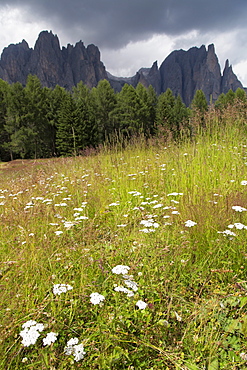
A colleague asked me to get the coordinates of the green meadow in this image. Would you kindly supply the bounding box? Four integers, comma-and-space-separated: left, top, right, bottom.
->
0, 108, 247, 369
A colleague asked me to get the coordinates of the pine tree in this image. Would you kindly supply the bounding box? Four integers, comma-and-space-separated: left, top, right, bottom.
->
56, 92, 77, 156
191, 89, 208, 128
91, 79, 117, 143
0, 79, 10, 160
135, 83, 157, 137
72, 81, 98, 151
156, 88, 176, 138
110, 84, 145, 138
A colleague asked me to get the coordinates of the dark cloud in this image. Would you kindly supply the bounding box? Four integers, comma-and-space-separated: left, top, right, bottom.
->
1, 0, 247, 49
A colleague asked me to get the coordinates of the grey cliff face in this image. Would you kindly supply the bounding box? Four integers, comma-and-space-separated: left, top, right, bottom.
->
159, 44, 236, 105
0, 31, 244, 105
0, 30, 108, 89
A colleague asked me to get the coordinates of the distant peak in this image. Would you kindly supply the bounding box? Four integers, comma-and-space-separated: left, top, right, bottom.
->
208, 44, 215, 54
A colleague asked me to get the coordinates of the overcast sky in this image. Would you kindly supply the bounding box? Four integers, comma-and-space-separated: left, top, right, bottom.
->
1, 0, 247, 85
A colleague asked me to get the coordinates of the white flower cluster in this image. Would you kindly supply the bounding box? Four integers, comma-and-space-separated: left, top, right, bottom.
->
112, 265, 130, 275
139, 219, 159, 233
218, 230, 236, 237
90, 292, 105, 305
20, 320, 44, 347
53, 283, 73, 295
64, 337, 86, 362
136, 300, 147, 310
184, 220, 197, 227
43, 332, 58, 346
232, 205, 247, 212
112, 265, 146, 309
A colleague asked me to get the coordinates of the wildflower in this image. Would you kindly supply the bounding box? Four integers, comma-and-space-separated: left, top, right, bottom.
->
43, 332, 58, 346
232, 205, 247, 212
74, 216, 88, 220
112, 265, 130, 275
136, 300, 147, 310
63, 221, 75, 229
109, 202, 120, 206
20, 320, 44, 347
124, 279, 138, 291
53, 283, 73, 295
218, 230, 236, 237
73, 344, 86, 362
185, 220, 197, 227
139, 228, 155, 233
114, 286, 135, 297
174, 311, 182, 321
153, 203, 163, 209
90, 292, 105, 305
64, 338, 86, 362
54, 230, 63, 236
240, 352, 247, 361
241, 180, 247, 186
228, 223, 247, 230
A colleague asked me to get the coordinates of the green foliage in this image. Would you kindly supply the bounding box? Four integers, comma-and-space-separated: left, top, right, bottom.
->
91, 79, 117, 143
156, 89, 189, 140
1, 109, 247, 368
0, 73, 247, 161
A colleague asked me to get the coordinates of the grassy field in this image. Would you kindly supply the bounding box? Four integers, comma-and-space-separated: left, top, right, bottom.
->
0, 112, 247, 369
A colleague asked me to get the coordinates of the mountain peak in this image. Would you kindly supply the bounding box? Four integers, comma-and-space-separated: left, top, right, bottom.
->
0, 31, 244, 104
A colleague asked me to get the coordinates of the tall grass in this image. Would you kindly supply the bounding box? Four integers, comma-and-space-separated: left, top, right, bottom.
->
0, 106, 247, 369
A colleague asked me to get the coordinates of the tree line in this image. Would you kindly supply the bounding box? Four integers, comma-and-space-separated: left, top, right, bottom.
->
0, 74, 246, 161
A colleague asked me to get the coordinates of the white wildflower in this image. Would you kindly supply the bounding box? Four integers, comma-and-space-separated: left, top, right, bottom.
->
240, 352, 247, 361
174, 311, 182, 321
228, 223, 247, 230
73, 343, 86, 362
232, 205, 247, 212
90, 292, 105, 305
20, 320, 44, 347
124, 279, 138, 291
54, 230, 63, 236
53, 283, 73, 295
114, 286, 135, 297
43, 332, 58, 346
136, 300, 147, 310
218, 230, 236, 237
185, 220, 197, 227
112, 265, 130, 275
241, 180, 247, 186
64, 337, 86, 361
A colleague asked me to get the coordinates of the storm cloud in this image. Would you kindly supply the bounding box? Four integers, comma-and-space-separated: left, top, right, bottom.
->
0, 0, 247, 83
1, 0, 247, 48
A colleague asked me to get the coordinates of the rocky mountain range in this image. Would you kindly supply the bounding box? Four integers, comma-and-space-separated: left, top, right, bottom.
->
0, 30, 244, 105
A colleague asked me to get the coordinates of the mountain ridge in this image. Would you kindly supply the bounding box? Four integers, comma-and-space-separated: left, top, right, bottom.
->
0, 30, 244, 105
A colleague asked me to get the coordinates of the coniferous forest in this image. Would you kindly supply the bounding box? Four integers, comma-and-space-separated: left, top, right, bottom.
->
0, 74, 246, 161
